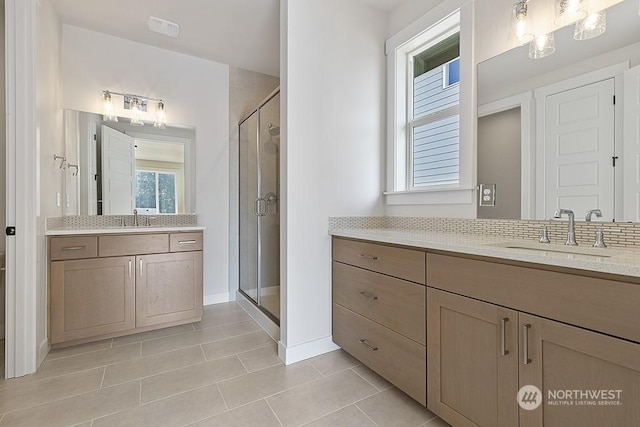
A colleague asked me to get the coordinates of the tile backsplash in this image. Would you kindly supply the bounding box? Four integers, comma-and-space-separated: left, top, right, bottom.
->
329, 216, 640, 248
47, 214, 198, 230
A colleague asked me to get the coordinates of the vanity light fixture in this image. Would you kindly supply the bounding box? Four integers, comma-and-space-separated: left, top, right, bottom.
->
555, 0, 587, 26
153, 100, 166, 129
102, 91, 118, 122
574, 10, 606, 40
511, 0, 535, 46
529, 32, 556, 59
101, 90, 168, 127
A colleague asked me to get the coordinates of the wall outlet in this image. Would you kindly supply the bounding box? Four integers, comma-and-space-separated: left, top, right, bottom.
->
479, 184, 496, 207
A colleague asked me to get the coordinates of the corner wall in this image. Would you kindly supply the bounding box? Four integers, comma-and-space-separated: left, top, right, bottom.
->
280, 0, 386, 362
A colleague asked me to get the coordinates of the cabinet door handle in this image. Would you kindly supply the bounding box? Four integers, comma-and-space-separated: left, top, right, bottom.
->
62, 246, 86, 251
523, 324, 532, 365
501, 318, 509, 356
178, 240, 197, 244
359, 291, 378, 300
139, 259, 143, 277
357, 253, 378, 260
358, 339, 378, 351
128, 260, 132, 278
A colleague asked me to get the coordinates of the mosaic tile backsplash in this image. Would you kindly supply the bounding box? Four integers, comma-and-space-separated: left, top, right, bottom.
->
47, 214, 198, 230
329, 216, 640, 249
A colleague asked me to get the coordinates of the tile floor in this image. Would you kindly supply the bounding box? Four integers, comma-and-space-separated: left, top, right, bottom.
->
0, 303, 451, 427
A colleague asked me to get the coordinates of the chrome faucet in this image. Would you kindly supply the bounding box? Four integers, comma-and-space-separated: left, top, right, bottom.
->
133, 209, 139, 227
553, 208, 578, 246
585, 209, 603, 222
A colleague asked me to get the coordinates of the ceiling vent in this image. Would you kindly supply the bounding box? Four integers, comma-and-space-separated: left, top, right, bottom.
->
148, 16, 180, 38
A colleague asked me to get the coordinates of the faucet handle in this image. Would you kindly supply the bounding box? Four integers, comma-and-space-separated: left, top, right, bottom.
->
593, 229, 607, 248
115, 217, 126, 227
585, 209, 603, 222
539, 226, 550, 243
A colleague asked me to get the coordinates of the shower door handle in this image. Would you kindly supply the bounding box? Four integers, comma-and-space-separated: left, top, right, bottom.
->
254, 198, 267, 217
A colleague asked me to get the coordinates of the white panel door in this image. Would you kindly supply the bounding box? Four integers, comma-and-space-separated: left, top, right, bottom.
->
101, 125, 135, 215
544, 79, 615, 221
623, 65, 640, 221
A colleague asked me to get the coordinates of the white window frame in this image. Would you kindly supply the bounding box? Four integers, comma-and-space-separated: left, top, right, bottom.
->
384, 0, 475, 205
135, 169, 178, 214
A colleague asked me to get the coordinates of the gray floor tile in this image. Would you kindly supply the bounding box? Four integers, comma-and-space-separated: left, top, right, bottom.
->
188, 399, 281, 427
141, 326, 225, 356
237, 344, 282, 372
112, 324, 195, 347
352, 364, 393, 391
304, 404, 377, 426
220, 320, 262, 338
46, 339, 113, 360
201, 331, 274, 360
357, 388, 436, 427
307, 349, 361, 376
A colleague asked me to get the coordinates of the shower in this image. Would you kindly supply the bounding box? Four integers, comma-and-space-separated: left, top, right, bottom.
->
238, 89, 281, 323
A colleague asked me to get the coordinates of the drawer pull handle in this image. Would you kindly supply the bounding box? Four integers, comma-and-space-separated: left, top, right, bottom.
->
359, 291, 378, 300
501, 318, 509, 356
359, 339, 378, 351
357, 253, 378, 260
523, 324, 532, 365
139, 259, 144, 277
178, 240, 197, 244
128, 260, 132, 278
62, 246, 86, 251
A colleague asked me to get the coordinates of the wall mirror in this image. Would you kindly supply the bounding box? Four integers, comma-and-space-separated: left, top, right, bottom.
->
63, 110, 196, 216
477, 0, 640, 222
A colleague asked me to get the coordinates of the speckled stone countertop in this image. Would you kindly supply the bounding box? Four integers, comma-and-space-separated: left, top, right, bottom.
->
45, 226, 206, 236
330, 228, 640, 279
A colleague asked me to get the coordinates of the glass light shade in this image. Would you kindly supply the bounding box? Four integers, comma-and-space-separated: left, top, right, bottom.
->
529, 33, 556, 59
574, 11, 606, 40
555, 0, 587, 26
130, 98, 144, 126
102, 91, 118, 122
511, 1, 534, 46
153, 101, 166, 129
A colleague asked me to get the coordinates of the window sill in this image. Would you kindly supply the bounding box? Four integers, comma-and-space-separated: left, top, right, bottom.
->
383, 187, 475, 205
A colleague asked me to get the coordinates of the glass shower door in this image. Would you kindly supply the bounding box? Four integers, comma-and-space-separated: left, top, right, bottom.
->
239, 90, 280, 322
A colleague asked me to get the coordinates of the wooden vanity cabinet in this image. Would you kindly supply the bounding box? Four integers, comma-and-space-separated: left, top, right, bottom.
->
49, 231, 203, 346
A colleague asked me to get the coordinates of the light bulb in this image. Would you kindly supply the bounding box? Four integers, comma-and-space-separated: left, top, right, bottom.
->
574, 11, 606, 40
511, 1, 534, 46
130, 98, 144, 126
529, 33, 555, 59
102, 91, 118, 122
153, 100, 166, 129
555, 0, 587, 25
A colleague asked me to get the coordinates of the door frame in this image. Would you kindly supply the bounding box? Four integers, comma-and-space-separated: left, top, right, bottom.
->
4, 0, 39, 377
534, 62, 627, 220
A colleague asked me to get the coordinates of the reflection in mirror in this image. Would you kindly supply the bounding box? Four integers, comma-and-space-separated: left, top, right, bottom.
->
477, 0, 640, 221
63, 110, 196, 216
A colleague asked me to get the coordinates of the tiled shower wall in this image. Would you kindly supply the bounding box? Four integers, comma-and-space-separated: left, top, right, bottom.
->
329, 216, 640, 248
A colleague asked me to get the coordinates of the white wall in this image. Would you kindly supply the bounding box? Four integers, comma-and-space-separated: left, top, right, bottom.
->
36, 0, 63, 362
60, 25, 230, 303
280, 0, 386, 362
0, 0, 5, 340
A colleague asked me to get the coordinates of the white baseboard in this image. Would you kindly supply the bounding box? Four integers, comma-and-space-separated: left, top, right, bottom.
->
278, 336, 340, 365
38, 338, 50, 368
203, 292, 230, 306
235, 291, 280, 341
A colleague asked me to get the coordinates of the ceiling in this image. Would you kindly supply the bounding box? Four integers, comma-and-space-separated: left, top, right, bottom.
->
51, 0, 410, 78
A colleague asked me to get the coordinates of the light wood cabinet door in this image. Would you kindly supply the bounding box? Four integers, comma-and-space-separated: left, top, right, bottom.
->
135, 251, 203, 327
519, 313, 640, 427
427, 288, 519, 427
50, 256, 135, 344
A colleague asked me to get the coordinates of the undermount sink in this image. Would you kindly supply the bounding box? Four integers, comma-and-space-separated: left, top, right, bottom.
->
484, 241, 617, 261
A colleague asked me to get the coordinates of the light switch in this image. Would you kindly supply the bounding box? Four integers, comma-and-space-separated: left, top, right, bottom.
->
479, 184, 496, 207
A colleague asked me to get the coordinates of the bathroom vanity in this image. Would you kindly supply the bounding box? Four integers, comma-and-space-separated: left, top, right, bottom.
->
47, 227, 204, 347
331, 231, 640, 426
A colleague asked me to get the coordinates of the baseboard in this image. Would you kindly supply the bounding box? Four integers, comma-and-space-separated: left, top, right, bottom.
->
278, 336, 340, 365
203, 292, 230, 306
236, 291, 280, 341
38, 338, 50, 368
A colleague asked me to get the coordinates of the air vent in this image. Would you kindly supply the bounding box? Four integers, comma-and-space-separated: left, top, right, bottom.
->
148, 16, 180, 38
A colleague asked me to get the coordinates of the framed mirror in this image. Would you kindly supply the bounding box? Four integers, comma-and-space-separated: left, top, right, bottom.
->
63, 110, 196, 216
477, 0, 640, 221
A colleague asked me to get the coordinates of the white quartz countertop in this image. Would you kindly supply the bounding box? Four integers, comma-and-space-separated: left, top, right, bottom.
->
46, 226, 206, 236
330, 228, 640, 279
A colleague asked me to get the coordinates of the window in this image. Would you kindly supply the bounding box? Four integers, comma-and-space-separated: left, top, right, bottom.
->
409, 33, 460, 188
135, 170, 177, 214
385, 6, 473, 205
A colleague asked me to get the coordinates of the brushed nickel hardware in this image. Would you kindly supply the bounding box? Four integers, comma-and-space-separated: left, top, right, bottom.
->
593, 230, 607, 248
359, 291, 378, 300
62, 246, 86, 251
553, 209, 578, 246
523, 324, 532, 365
359, 339, 378, 351
501, 318, 509, 356
133, 209, 139, 226
585, 208, 602, 222
357, 253, 379, 260
139, 259, 143, 276
539, 226, 550, 243
128, 260, 132, 278
178, 240, 197, 244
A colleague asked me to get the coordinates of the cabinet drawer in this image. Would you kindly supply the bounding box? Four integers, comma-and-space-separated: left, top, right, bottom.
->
50, 236, 98, 260
333, 303, 426, 405
332, 238, 425, 284
333, 261, 425, 344
99, 234, 169, 257
170, 232, 203, 252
